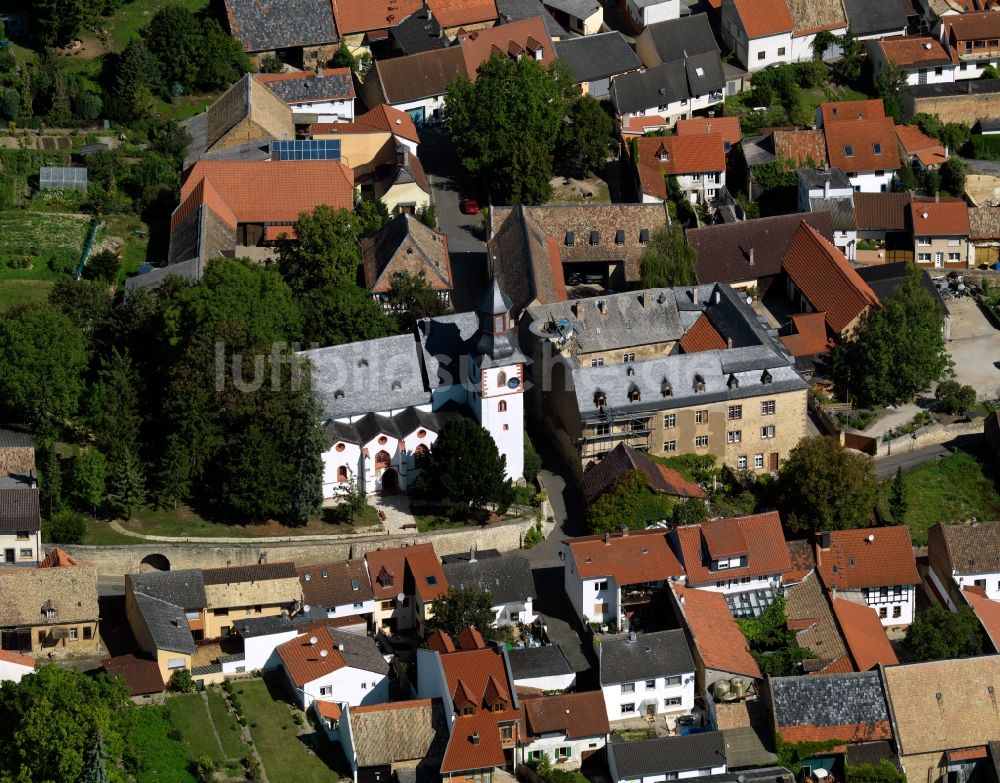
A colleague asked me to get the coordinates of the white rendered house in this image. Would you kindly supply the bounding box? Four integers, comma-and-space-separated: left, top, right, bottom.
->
598, 630, 696, 723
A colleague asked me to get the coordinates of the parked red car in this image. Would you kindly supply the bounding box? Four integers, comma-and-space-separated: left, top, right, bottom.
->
460, 198, 480, 215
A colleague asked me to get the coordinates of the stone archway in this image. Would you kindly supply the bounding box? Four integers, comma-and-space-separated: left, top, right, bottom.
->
139, 553, 170, 572
380, 468, 400, 496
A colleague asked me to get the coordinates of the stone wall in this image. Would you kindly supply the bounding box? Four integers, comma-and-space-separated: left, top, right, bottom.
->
876, 419, 985, 457
57, 512, 551, 576
906, 88, 1000, 125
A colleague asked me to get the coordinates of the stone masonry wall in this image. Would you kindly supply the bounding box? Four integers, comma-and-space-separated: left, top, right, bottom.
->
876, 419, 985, 457
56, 512, 551, 576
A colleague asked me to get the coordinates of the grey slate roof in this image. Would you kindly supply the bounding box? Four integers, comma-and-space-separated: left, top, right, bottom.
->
235, 614, 296, 638
323, 407, 453, 448
810, 197, 856, 232
507, 645, 574, 681
0, 489, 40, 533
610, 55, 724, 115
526, 288, 684, 354
257, 71, 354, 104
441, 551, 535, 606
910, 79, 1000, 99
856, 262, 945, 314
391, 10, 448, 55
224, 0, 338, 53
798, 168, 852, 192
133, 592, 198, 655
0, 429, 32, 449
497, 0, 569, 37
645, 14, 720, 63
842, 0, 907, 38
124, 257, 205, 293
555, 32, 642, 84
770, 671, 890, 728
300, 334, 431, 420
543, 0, 601, 20
599, 629, 695, 685
329, 628, 390, 675
610, 732, 727, 778
130, 569, 207, 610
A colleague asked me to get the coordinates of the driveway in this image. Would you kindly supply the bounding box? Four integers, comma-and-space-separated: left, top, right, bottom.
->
418, 126, 486, 310
946, 296, 1000, 401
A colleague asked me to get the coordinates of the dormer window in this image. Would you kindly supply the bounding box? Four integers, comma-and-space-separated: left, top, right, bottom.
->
494, 314, 506, 333
661, 379, 672, 397
493, 700, 506, 712
334, 389, 345, 400
358, 359, 369, 368
627, 366, 635, 377
628, 385, 641, 402
727, 374, 739, 390
351, 578, 359, 590
391, 380, 402, 391
304, 573, 312, 581
462, 706, 475, 716
659, 150, 669, 162
761, 369, 772, 385
693, 375, 705, 392
595, 391, 606, 408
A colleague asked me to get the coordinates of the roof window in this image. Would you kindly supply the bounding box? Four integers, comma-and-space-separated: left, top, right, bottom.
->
426, 575, 437, 586
304, 573, 312, 581
640, 228, 650, 244
761, 369, 772, 385
351, 578, 359, 590
695, 66, 704, 77
844, 145, 854, 157
334, 389, 345, 400
727, 374, 739, 390
358, 359, 369, 368
873, 142, 882, 154
615, 229, 625, 245
322, 569, 328, 578
693, 375, 705, 392
566, 231, 575, 246
590, 230, 600, 245
628, 384, 641, 402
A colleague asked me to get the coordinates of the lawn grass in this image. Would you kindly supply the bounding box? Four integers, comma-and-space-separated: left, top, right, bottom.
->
84, 518, 140, 545
0, 279, 53, 312
105, 0, 211, 52
239, 678, 346, 783
876, 447, 1000, 545
131, 706, 198, 783
206, 691, 245, 759
0, 211, 91, 264
152, 92, 222, 122
118, 505, 357, 539
166, 693, 228, 765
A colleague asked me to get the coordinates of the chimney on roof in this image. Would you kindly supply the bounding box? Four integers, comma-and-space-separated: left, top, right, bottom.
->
605, 532, 611, 545
598, 299, 608, 315
748, 246, 754, 267
640, 291, 649, 309
621, 527, 629, 537
471, 732, 480, 746
469, 546, 477, 563
691, 287, 699, 304
707, 122, 712, 134
574, 302, 585, 321
727, 336, 733, 349
824, 178, 830, 198
945, 145, 949, 158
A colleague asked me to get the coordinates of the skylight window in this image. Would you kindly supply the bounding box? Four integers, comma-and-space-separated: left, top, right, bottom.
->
844, 145, 854, 157
873, 142, 882, 154
426, 575, 438, 586
695, 66, 704, 77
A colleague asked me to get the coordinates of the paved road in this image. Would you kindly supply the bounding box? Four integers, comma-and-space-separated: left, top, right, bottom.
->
875, 443, 951, 478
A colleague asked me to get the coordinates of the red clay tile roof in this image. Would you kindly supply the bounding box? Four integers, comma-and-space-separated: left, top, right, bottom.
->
313, 104, 421, 146
441, 711, 511, 772
812, 655, 855, 675
428, 0, 498, 28
427, 629, 457, 653
679, 313, 728, 353
675, 116, 743, 147
366, 543, 448, 602
276, 628, 349, 688
782, 222, 880, 335
878, 35, 956, 68
440, 646, 514, 711
816, 526, 919, 590
909, 200, 971, 237
0, 649, 35, 668
566, 529, 685, 585
731, 0, 794, 37
819, 99, 886, 127
635, 136, 727, 197
963, 586, 1000, 650
896, 124, 948, 167
785, 540, 816, 584
459, 17, 554, 77
522, 691, 611, 739
621, 116, 671, 136
830, 598, 899, 671
702, 518, 750, 560
780, 721, 892, 743
174, 160, 354, 229
780, 312, 831, 357
947, 746, 990, 763
332, 0, 423, 34
673, 512, 792, 586
852, 192, 912, 231
457, 626, 486, 651
315, 700, 342, 720
772, 129, 828, 167
39, 548, 80, 568
945, 11, 1000, 41
824, 115, 900, 175
671, 584, 762, 678
103, 654, 165, 696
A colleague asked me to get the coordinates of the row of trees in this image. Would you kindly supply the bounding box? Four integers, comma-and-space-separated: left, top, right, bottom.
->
445, 55, 615, 204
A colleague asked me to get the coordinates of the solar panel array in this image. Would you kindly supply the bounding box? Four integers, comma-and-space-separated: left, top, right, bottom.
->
270, 139, 341, 161
39, 166, 88, 192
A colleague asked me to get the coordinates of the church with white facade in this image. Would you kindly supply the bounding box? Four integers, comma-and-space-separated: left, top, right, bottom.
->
300, 279, 526, 499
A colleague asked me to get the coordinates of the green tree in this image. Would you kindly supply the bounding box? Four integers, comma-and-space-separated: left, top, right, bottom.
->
302, 284, 395, 346
523, 433, 542, 484
86, 349, 143, 465
39, 447, 63, 518
109, 37, 161, 121
672, 497, 709, 525
832, 264, 948, 407
33, 0, 88, 47
0, 305, 89, 432
888, 467, 908, 525
587, 470, 652, 534
445, 54, 565, 202
0, 665, 133, 783
259, 55, 284, 73
417, 203, 438, 230
902, 605, 983, 661
83, 249, 120, 285
386, 271, 449, 333
43, 509, 87, 545
329, 42, 360, 71
874, 61, 908, 122
832, 34, 863, 84
196, 18, 252, 91
167, 669, 196, 693
737, 596, 817, 676
0, 87, 19, 121
427, 587, 499, 640
423, 418, 511, 511
935, 379, 977, 414
940, 157, 967, 197
640, 225, 698, 287
557, 95, 614, 176
778, 436, 876, 533
72, 450, 107, 514
107, 449, 146, 519
896, 163, 918, 192
277, 205, 363, 293
80, 730, 110, 783
812, 30, 838, 60
354, 195, 390, 237
142, 5, 205, 93
76, 91, 103, 121
48, 278, 114, 343
328, 469, 367, 524
982, 64, 999, 79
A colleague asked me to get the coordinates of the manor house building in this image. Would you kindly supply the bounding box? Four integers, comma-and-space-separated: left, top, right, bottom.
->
525, 284, 808, 478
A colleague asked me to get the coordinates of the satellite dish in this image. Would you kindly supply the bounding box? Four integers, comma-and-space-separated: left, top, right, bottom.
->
320, 649, 329, 658
746, 295, 753, 305
397, 592, 406, 603
303, 604, 311, 613
309, 636, 318, 645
